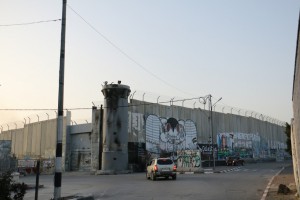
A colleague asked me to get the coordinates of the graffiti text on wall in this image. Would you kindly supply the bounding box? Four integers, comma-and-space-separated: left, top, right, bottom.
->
0, 140, 11, 159
177, 150, 201, 168
129, 112, 145, 143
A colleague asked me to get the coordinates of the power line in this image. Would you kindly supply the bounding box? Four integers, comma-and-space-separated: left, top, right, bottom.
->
0, 94, 286, 124
0, 19, 61, 27
67, 4, 194, 97
0, 96, 203, 111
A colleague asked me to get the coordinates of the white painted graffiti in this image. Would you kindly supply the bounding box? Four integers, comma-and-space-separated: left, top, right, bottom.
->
145, 115, 197, 154
177, 150, 201, 168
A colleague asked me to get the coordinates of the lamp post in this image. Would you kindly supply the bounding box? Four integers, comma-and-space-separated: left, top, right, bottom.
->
208, 136, 211, 167
199, 96, 207, 110
209, 95, 222, 171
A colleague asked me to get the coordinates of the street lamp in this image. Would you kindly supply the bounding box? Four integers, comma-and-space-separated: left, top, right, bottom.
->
208, 136, 212, 167
199, 96, 207, 110
209, 95, 222, 171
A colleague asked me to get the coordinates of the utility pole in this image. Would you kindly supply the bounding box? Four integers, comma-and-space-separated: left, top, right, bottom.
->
54, 0, 67, 199
99, 105, 103, 170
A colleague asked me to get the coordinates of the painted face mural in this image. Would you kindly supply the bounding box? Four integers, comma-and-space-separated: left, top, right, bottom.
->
145, 115, 197, 155
160, 117, 185, 152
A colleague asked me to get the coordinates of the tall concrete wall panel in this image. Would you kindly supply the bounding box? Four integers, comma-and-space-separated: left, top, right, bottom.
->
22, 126, 28, 158
26, 124, 33, 156
0, 116, 69, 161
0, 132, 10, 140
40, 121, 47, 159
130, 99, 286, 153
45, 119, 57, 158
91, 107, 100, 172
13, 129, 23, 157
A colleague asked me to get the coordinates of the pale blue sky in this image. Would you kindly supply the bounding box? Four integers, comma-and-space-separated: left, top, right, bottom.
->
0, 0, 299, 127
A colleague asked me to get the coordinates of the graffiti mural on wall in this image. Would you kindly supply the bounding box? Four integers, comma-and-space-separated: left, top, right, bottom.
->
0, 140, 13, 171
177, 150, 201, 168
17, 159, 55, 174
0, 140, 11, 159
42, 159, 55, 173
217, 132, 261, 159
18, 160, 36, 168
145, 115, 197, 158
128, 112, 145, 143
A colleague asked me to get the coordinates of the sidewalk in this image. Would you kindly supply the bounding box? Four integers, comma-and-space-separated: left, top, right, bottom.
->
264, 165, 298, 200
206, 162, 299, 200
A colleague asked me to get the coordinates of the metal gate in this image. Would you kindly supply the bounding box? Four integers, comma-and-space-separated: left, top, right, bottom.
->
70, 133, 91, 171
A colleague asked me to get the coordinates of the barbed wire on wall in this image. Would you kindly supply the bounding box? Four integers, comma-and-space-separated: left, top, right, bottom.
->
128, 90, 286, 126
0, 99, 109, 132
0, 92, 286, 133
0, 107, 94, 132
0, 111, 56, 132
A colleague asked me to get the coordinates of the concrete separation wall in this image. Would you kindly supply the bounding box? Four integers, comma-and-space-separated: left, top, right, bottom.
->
129, 99, 287, 162
0, 112, 71, 172
0, 98, 287, 173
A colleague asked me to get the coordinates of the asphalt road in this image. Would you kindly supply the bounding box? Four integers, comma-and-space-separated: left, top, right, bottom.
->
21, 161, 291, 200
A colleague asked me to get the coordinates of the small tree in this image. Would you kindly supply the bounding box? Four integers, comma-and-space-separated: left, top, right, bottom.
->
0, 170, 27, 200
285, 122, 292, 156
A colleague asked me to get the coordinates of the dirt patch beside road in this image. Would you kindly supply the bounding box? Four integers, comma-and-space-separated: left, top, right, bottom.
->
265, 165, 298, 200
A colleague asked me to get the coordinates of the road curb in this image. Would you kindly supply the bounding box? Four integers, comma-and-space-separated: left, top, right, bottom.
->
177, 167, 240, 174
218, 167, 241, 173
260, 166, 285, 200
59, 195, 95, 200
